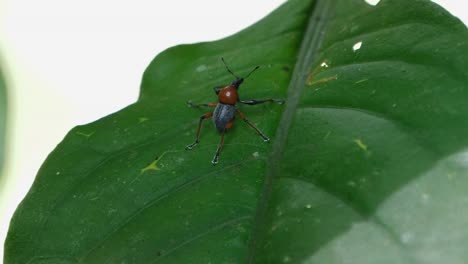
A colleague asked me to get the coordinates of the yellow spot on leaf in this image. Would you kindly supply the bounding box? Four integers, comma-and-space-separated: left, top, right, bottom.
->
307, 75, 338, 86
305, 60, 334, 86
141, 159, 160, 174
354, 139, 368, 152
140, 151, 173, 174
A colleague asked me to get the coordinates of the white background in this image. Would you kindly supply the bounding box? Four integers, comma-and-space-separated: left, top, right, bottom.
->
0, 0, 466, 260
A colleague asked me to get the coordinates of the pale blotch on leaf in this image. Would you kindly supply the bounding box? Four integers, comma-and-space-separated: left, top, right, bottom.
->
354, 138, 368, 152
421, 193, 430, 203
353, 41, 363, 52
447, 172, 456, 180
276, 209, 284, 217
196, 64, 208, 72
364, 0, 380, 6
347, 180, 357, 187
76, 131, 95, 138
355, 78, 368, 84
138, 117, 149, 123
400, 232, 414, 244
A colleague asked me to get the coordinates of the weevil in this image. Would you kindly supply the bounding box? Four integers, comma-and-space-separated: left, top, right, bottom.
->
186, 58, 284, 165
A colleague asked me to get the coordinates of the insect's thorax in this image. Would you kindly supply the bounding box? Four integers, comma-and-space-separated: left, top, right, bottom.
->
218, 86, 238, 105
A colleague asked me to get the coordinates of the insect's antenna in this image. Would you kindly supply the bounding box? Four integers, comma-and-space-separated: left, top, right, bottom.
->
221, 58, 239, 79
244, 66, 260, 79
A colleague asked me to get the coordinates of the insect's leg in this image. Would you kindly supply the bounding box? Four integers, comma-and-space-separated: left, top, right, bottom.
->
211, 120, 234, 165
211, 130, 225, 165
237, 110, 269, 142
187, 101, 217, 108
239, 98, 284, 105
186, 112, 213, 150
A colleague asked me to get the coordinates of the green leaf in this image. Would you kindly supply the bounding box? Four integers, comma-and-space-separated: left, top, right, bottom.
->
5, 0, 468, 263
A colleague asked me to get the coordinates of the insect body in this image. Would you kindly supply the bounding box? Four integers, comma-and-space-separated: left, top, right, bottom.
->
186, 58, 284, 165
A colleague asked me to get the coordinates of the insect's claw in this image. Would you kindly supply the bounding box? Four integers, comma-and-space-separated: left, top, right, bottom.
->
185, 142, 197, 150
275, 99, 285, 105
186, 100, 194, 107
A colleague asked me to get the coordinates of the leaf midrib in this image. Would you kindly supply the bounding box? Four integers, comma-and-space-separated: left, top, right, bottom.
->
245, 0, 335, 262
